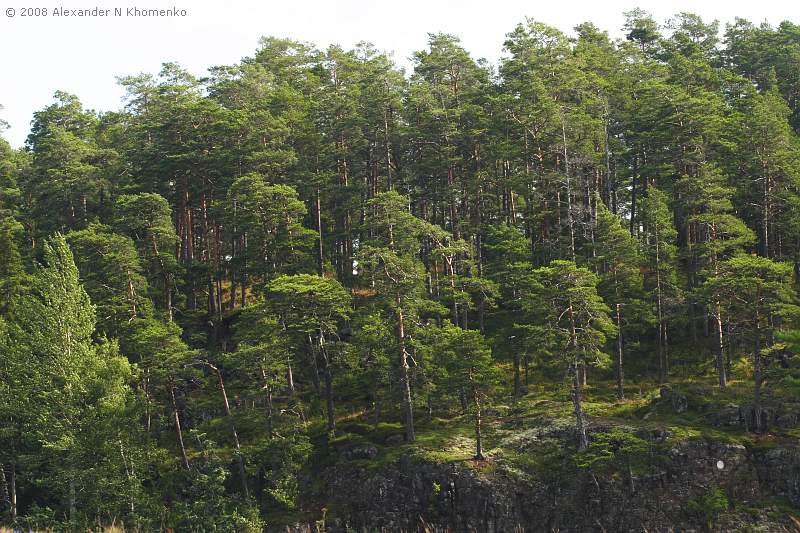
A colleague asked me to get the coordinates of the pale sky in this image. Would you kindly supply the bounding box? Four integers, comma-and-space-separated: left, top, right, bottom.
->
0, 0, 795, 147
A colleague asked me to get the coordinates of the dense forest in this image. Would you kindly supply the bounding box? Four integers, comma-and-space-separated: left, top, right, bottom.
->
2, 9, 800, 531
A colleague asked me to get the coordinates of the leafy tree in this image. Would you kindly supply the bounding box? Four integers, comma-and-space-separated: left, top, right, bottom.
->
1, 234, 134, 526
526, 260, 614, 451
358, 191, 450, 442
113, 193, 180, 320
65, 223, 151, 338
639, 188, 680, 382
265, 274, 351, 433
24, 92, 109, 236
424, 322, 497, 459
589, 198, 645, 397
703, 254, 800, 431
227, 174, 316, 294
0, 218, 26, 314
677, 162, 755, 387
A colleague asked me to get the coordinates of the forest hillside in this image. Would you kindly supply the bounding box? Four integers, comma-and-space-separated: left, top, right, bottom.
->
2, 9, 800, 532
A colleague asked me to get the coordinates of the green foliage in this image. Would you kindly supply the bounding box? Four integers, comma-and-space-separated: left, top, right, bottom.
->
4, 11, 800, 530
0, 217, 27, 314
170, 452, 264, 532
66, 223, 152, 335
687, 486, 729, 530
575, 427, 649, 473
255, 432, 311, 514
1, 234, 136, 525
527, 260, 615, 371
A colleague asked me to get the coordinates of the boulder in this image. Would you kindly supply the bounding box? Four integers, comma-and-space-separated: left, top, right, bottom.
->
660, 386, 688, 413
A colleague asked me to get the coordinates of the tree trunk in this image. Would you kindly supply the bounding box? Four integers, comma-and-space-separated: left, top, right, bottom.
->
753, 307, 763, 433
208, 363, 249, 498
616, 303, 624, 400
307, 335, 321, 393
513, 351, 521, 403
569, 303, 588, 451
69, 476, 76, 528
715, 302, 727, 389
9, 463, 16, 521
473, 382, 484, 460
316, 187, 325, 277
572, 362, 588, 452
261, 368, 274, 439
286, 359, 295, 394
170, 380, 190, 470
0, 464, 8, 514
524, 354, 529, 386
322, 344, 336, 434
560, 111, 576, 262
397, 302, 415, 442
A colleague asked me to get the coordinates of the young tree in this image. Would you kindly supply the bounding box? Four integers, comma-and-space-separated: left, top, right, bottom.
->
265, 274, 351, 433
527, 260, 614, 451
639, 188, 680, 382
589, 198, 645, 398
677, 163, 755, 388
65, 224, 151, 339
227, 174, 316, 295
703, 254, 800, 431
425, 322, 497, 459
0, 218, 26, 315
734, 81, 800, 260
358, 191, 450, 442
113, 193, 180, 320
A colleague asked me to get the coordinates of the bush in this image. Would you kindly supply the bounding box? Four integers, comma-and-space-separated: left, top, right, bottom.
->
688, 486, 728, 530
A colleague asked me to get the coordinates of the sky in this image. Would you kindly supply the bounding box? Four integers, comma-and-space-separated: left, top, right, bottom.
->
0, 0, 795, 147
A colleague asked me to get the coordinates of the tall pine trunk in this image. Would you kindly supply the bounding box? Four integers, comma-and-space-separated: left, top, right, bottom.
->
397, 301, 415, 442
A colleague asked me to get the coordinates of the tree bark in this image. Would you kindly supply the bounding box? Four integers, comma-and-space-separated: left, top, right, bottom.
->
321, 342, 336, 434
261, 367, 274, 439
69, 476, 76, 528
207, 363, 249, 498
9, 463, 15, 521
472, 381, 484, 460
616, 303, 624, 400
715, 301, 727, 389
316, 187, 325, 277
397, 302, 415, 442
170, 380, 190, 470
569, 303, 588, 451
560, 111, 576, 262
572, 362, 588, 452
753, 305, 763, 433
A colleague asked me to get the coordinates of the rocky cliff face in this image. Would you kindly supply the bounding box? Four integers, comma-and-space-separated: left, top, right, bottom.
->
279, 433, 800, 532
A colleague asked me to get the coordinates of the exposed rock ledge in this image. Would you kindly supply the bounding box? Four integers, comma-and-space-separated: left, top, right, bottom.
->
275, 437, 800, 532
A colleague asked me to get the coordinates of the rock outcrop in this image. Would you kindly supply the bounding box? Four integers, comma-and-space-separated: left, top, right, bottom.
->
277, 434, 800, 532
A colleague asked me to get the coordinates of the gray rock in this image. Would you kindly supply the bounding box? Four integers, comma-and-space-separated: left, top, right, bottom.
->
660, 386, 688, 413
340, 444, 378, 461
385, 433, 405, 446
707, 406, 742, 427
775, 413, 798, 428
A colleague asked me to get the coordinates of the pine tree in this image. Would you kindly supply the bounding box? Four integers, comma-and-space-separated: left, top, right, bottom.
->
589, 198, 645, 398
265, 274, 351, 433
0, 219, 25, 315
703, 254, 799, 431
526, 260, 614, 451
358, 191, 450, 442
424, 322, 497, 459
639, 188, 680, 382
